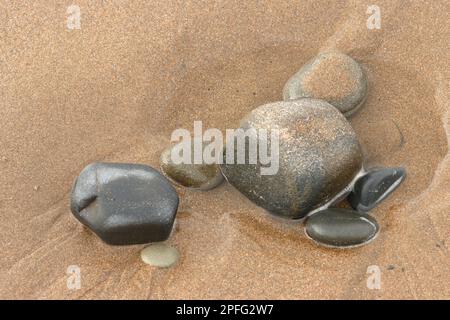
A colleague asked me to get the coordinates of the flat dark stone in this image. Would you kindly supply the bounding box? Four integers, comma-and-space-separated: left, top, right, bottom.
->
348, 167, 406, 212
305, 208, 379, 248
70, 162, 179, 245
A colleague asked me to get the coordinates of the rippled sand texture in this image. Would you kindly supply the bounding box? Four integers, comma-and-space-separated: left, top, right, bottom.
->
0, 1, 449, 299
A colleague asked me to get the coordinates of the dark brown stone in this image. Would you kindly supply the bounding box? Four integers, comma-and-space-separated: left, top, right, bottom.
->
283, 52, 367, 117
160, 144, 224, 190
221, 99, 363, 219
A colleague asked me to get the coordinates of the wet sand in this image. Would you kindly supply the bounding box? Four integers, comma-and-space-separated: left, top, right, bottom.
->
0, 1, 449, 299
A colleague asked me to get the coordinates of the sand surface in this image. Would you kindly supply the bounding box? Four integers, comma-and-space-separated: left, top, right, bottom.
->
1, 0, 449, 299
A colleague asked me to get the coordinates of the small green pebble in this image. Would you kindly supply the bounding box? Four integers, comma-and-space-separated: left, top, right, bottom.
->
140, 243, 179, 268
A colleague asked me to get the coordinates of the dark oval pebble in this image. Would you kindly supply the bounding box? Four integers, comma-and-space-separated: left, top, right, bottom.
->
348, 167, 406, 212
70, 162, 179, 245
305, 208, 379, 248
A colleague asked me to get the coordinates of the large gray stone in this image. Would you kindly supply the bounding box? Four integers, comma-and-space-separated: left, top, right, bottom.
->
221, 99, 363, 219
70, 162, 179, 245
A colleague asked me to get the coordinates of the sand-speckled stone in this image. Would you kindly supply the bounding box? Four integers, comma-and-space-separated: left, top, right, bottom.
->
70, 162, 179, 245
283, 52, 367, 117
221, 99, 363, 219
141, 243, 179, 268
348, 167, 406, 212
160, 144, 224, 190
305, 208, 379, 248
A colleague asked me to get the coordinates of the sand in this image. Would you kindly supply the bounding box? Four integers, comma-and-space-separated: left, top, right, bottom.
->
0, 0, 449, 299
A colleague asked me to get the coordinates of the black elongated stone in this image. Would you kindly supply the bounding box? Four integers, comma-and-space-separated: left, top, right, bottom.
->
305, 208, 379, 248
70, 162, 179, 245
348, 167, 406, 212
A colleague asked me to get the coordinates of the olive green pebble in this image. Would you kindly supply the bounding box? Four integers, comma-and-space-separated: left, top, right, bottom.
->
283, 51, 367, 117
305, 208, 379, 248
140, 243, 179, 268
160, 145, 224, 190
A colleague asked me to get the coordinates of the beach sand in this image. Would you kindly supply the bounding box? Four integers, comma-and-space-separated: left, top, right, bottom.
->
0, 0, 449, 299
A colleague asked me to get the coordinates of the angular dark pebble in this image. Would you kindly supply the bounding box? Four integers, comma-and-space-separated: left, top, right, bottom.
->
305, 208, 379, 248
70, 162, 179, 245
348, 167, 406, 212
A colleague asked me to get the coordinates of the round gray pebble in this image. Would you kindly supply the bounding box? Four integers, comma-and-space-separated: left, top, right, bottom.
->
283, 51, 367, 117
